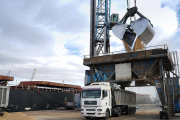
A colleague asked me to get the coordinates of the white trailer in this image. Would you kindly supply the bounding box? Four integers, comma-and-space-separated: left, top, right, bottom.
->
0, 86, 10, 108
81, 82, 136, 119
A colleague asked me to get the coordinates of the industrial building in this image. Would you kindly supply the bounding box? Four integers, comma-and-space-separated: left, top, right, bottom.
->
0, 76, 81, 112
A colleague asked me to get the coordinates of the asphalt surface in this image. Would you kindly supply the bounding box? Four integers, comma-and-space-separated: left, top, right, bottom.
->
22, 104, 180, 120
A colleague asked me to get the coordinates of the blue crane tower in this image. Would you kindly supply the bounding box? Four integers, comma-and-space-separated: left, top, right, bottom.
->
90, 0, 111, 56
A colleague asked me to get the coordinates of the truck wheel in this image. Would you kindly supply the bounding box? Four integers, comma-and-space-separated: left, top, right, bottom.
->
105, 109, 110, 119
165, 111, 170, 119
131, 108, 134, 114
116, 109, 121, 117
85, 117, 91, 119
130, 108, 132, 114
126, 108, 130, 115
133, 108, 135, 114
159, 111, 163, 119
0, 113, 3, 116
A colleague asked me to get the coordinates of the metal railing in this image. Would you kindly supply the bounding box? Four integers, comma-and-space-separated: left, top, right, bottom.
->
84, 44, 168, 59
33, 86, 74, 92
170, 51, 180, 76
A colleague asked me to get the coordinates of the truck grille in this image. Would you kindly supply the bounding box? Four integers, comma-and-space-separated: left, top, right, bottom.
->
84, 101, 97, 105
87, 113, 95, 115
86, 109, 95, 111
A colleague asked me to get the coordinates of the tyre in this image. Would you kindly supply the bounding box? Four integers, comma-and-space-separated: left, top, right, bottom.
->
85, 117, 91, 119
159, 111, 163, 119
165, 111, 170, 119
0, 113, 3, 116
130, 108, 132, 114
104, 109, 110, 119
116, 109, 121, 117
126, 108, 130, 115
132, 108, 135, 114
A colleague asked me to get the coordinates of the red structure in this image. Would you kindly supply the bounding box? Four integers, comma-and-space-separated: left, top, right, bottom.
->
19, 81, 81, 89
0, 75, 14, 81
10, 81, 82, 93
0, 75, 14, 86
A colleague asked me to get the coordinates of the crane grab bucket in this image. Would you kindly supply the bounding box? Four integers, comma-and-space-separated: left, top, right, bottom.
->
130, 18, 155, 45
112, 23, 136, 47
112, 23, 127, 40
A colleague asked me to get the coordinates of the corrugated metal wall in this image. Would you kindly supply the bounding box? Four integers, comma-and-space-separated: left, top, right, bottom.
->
7, 89, 73, 112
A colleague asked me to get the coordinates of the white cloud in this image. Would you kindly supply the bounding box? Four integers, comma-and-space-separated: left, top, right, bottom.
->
161, 0, 180, 11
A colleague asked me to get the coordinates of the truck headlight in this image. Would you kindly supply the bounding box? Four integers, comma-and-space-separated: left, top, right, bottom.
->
97, 109, 102, 111
81, 109, 84, 111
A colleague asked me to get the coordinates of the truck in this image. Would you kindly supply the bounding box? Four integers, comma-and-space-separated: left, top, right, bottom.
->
81, 82, 136, 119
0, 86, 10, 115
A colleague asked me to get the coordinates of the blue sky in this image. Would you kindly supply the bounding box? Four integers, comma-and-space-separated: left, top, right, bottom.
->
0, 0, 179, 97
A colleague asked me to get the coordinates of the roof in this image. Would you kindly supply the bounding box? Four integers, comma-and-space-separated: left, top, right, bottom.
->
0, 75, 14, 81
19, 81, 81, 89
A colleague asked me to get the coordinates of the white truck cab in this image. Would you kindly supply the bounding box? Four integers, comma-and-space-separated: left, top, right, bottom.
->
81, 82, 136, 119
81, 82, 111, 119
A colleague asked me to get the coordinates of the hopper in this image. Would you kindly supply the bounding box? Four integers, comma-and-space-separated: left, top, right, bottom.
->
130, 18, 155, 45
112, 23, 136, 47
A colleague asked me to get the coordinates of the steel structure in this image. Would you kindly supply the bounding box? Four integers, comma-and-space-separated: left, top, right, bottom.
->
87, 0, 180, 119
0, 75, 14, 86
90, 0, 111, 56
84, 44, 180, 118
19, 81, 81, 89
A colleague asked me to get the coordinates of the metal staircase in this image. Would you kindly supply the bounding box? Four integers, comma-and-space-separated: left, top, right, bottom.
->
168, 95, 175, 116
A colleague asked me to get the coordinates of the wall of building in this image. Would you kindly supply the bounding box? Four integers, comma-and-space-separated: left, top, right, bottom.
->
7, 89, 73, 112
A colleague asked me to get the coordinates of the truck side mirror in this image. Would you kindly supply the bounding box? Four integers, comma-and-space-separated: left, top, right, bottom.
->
102, 91, 105, 98
105, 91, 107, 97
102, 90, 107, 98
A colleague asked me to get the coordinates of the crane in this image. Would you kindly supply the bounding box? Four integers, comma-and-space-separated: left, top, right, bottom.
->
91, 0, 155, 56
112, 0, 155, 48
90, 0, 111, 56
31, 68, 36, 81
7, 71, 10, 76
87, 0, 179, 119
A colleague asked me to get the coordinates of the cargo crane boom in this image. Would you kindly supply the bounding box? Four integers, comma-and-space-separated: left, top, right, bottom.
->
7, 71, 10, 76
31, 68, 36, 81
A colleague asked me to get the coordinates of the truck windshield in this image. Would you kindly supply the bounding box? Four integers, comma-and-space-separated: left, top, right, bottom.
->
82, 88, 101, 98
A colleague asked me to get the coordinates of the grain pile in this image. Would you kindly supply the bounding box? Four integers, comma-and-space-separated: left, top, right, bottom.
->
0, 112, 35, 120
123, 41, 132, 52
123, 37, 145, 52
133, 37, 145, 51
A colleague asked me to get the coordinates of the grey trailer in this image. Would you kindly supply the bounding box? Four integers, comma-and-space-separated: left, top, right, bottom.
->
111, 88, 136, 116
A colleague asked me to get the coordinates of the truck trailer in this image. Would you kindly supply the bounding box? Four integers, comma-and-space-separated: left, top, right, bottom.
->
81, 82, 136, 119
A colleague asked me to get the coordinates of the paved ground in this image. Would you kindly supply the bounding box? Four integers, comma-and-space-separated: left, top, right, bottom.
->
22, 104, 180, 120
